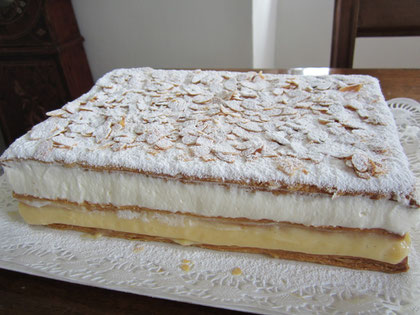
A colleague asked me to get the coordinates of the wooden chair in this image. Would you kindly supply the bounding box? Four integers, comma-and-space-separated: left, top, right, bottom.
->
330, 0, 420, 68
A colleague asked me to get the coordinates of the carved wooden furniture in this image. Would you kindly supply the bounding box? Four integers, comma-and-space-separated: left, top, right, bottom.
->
330, 0, 420, 68
0, 0, 93, 146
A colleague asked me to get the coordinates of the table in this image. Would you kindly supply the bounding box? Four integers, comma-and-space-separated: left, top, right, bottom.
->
1, 68, 419, 315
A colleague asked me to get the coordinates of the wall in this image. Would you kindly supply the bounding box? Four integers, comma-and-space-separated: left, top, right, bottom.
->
274, 0, 334, 68
354, 37, 420, 68
72, 0, 253, 80
273, 0, 420, 69
73, 0, 420, 78
253, 0, 278, 68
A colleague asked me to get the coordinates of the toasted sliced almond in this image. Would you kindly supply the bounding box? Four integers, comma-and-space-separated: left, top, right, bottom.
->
201, 155, 216, 162
240, 88, 258, 98
52, 134, 78, 148
213, 152, 236, 163
63, 102, 79, 114
224, 78, 237, 91
182, 135, 197, 145
351, 152, 369, 173
119, 116, 126, 128
190, 144, 211, 157
370, 159, 387, 177
339, 84, 363, 92
183, 84, 203, 96
46, 109, 67, 117
224, 100, 242, 112
192, 93, 213, 104
276, 157, 303, 176
154, 138, 173, 150
236, 121, 262, 133
191, 71, 206, 84
93, 121, 112, 143
111, 142, 127, 152
267, 132, 290, 145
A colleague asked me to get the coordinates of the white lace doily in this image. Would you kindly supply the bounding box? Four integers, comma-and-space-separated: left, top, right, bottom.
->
1, 98, 420, 314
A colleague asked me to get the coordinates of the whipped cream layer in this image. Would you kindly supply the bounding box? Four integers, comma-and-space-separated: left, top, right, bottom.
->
4, 160, 420, 235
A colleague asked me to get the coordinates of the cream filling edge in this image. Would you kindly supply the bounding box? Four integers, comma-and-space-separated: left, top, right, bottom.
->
4, 160, 420, 235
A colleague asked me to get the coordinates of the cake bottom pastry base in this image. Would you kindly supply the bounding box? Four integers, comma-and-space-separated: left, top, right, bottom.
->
17, 200, 410, 273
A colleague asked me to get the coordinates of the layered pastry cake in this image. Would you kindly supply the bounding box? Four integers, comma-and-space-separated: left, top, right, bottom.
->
1, 68, 419, 273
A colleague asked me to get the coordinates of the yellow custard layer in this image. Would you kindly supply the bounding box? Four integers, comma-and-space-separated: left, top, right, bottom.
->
18, 202, 410, 264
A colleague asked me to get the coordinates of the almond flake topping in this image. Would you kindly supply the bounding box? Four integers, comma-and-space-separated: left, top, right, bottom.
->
276, 157, 305, 176
192, 93, 213, 104
7, 68, 413, 203
183, 84, 203, 96
46, 109, 68, 118
339, 84, 363, 92
236, 121, 262, 133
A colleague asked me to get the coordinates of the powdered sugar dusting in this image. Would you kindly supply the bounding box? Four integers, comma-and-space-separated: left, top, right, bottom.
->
1, 68, 417, 204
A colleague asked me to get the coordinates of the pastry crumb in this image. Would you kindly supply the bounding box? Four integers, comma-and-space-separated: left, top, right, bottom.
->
6, 211, 21, 222
180, 259, 194, 272
81, 232, 102, 239
133, 244, 144, 252
180, 264, 191, 272
231, 267, 242, 276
